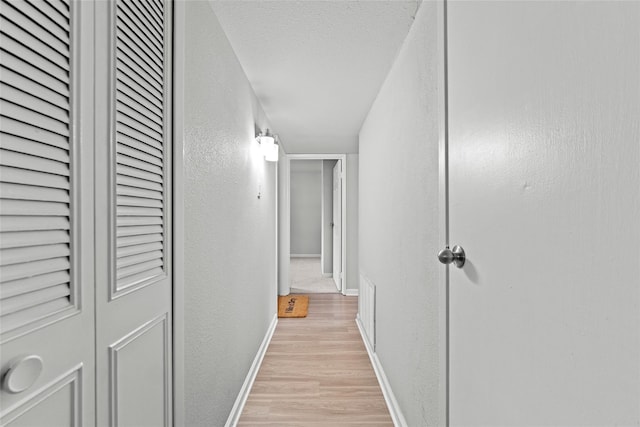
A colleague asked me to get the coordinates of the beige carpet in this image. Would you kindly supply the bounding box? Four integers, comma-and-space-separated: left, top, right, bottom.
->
290, 257, 338, 293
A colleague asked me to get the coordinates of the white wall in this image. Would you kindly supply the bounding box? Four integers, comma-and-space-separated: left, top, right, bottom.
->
183, 2, 277, 425
321, 160, 337, 274
358, 2, 441, 425
290, 160, 322, 256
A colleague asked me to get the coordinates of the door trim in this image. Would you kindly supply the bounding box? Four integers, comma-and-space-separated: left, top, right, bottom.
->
437, 0, 450, 425
171, 0, 185, 425
284, 154, 348, 296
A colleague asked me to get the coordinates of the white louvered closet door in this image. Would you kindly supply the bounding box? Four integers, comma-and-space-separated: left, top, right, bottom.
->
94, 0, 173, 425
0, 0, 95, 425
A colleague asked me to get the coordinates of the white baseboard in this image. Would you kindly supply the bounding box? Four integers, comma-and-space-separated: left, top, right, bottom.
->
356, 316, 407, 427
225, 314, 278, 427
321, 272, 332, 278
344, 288, 359, 296
290, 254, 321, 258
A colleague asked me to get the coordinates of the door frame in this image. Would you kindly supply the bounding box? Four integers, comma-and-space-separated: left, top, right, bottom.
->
284, 154, 347, 296
172, 0, 186, 425
437, 0, 450, 425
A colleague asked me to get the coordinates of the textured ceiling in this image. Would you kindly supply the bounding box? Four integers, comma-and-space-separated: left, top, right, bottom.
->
209, 0, 420, 154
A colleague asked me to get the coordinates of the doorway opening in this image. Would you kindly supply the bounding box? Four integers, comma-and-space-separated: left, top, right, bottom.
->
282, 154, 348, 296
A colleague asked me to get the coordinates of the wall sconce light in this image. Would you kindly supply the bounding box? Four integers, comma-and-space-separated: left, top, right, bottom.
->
256, 129, 279, 162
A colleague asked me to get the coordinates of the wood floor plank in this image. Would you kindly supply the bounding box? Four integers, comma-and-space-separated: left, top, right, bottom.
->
238, 293, 393, 426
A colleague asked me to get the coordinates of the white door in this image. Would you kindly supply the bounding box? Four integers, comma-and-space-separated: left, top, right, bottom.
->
0, 0, 95, 424
94, 0, 173, 425
332, 160, 342, 292
447, 1, 640, 425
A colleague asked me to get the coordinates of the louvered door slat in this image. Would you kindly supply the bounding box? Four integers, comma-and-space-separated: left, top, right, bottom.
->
117, 206, 163, 218
145, 0, 163, 22
116, 74, 161, 114
0, 165, 69, 189
117, 123, 163, 152
1, 83, 69, 122
26, 0, 69, 32
114, 0, 166, 293
3, 0, 69, 44
0, 149, 70, 176
116, 37, 163, 86
0, 116, 68, 149
0, 34, 68, 83
0, 5, 69, 57
0, 16, 69, 67
116, 10, 162, 63
117, 61, 162, 102
117, 267, 163, 290
0, 199, 69, 216
116, 185, 163, 200
116, 89, 162, 125
1, 298, 71, 332
130, 0, 162, 37
1, 257, 70, 283
0, 216, 69, 232
116, 109, 163, 141
41, 0, 69, 22
1, 66, 69, 109
0, 270, 69, 299
0, 0, 73, 336
116, 131, 163, 159
116, 154, 162, 175
117, 144, 162, 167
117, 233, 163, 248
1, 284, 70, 316
0, 244, 70, 265
1, 100, 69, 137
1, 230, 70, 249
116, 174, 162, 192
117, 241, 162, 258
119, 0, 163, 55
117, 196, 162, 209
116, 224, 162, 237
0, 133, 69, 162
117, 250, 163, 269
117, 98, 163, 134
0, 182, 69, 202
0, 52, 69, 97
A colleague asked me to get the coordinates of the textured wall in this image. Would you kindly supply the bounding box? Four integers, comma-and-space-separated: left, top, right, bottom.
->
184, 2, 277, 425
290, 160, 322, 255
358, 2, 441, 425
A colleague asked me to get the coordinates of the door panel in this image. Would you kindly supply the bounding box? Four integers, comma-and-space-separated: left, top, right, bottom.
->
0, 0, 95, 424
94, 0, 173, 424
332, 161, 342, 292
448, 1, 640, 425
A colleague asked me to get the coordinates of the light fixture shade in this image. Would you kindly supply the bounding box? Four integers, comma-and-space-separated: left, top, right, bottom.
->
259, 135, 275, 156
265, 143, 279, 162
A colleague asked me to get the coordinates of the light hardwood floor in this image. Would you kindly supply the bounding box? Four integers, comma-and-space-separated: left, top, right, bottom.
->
238, 294, 393, 426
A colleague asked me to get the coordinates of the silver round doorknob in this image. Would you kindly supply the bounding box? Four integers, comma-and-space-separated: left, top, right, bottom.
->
437, 245, 466, 268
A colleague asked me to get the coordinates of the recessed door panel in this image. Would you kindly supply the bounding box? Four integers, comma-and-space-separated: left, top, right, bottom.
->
109, 315, 169, 427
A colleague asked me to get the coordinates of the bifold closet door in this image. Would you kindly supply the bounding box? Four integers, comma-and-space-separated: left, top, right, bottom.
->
94, 0, 173, 425
0, 0, 95, 424
447, 1, 640, 425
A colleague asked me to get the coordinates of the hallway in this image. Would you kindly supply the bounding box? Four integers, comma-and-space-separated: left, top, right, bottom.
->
290, 258, 338, 294
239, 294, 392, 425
